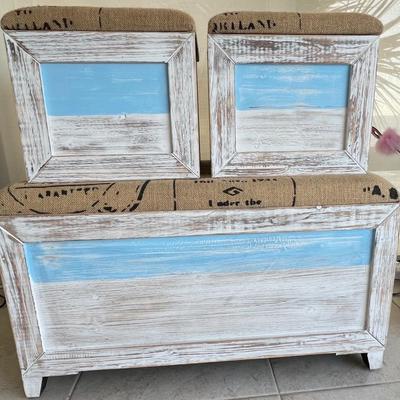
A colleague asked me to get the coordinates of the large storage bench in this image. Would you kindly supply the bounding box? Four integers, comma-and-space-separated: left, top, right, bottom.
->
0, 173, 399, 398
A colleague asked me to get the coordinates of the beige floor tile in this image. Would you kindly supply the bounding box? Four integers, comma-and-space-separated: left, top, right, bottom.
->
0, 308, 78, 400
281, 382, 400, 400
271, 304, 400, 394
72, 360, 278, 400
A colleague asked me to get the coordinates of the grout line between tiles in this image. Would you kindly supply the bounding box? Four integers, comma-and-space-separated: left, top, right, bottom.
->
282, 381, 400, 398
278, 378, 400, 396
268, 359, 282, 396
65, 372, 82, 400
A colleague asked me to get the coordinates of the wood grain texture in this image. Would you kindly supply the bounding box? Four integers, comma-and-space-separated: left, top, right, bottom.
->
217, 151, 364, 176
27, 331, 381, 378
236, 108, 346, 152
32, 267, 369, 352
31, 154, 196, 182
1, 203, 396, 386
169, 34, 200, 176
1, 204, 396, 243
208, 34, 379, 177
5, 31, 200, 181
366, 350, 385, 370
48, 114, 172, 156
212, 34, 377, 64
367, 207, 400, 345
0, 230, 43, 370
6, 31, 189, 63
21, 376, 44, 399
24, 229, 373, 283
345, 39, 379, 170
208, 36, 236, 176
4, 36, 51, 180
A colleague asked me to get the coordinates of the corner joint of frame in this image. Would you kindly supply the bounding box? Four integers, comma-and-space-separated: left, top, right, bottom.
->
208, 35, 236, 65
349, 36, 380, 65
344, 150, 367, 173
166, 33, 193, 63
171, 153, 200, 177
0, 226, 24, 245
377, 204, 400, 228
22, 351, 47, 377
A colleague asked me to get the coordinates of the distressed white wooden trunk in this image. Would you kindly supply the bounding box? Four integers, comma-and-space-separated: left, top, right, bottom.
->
208, 34, 379, 177
0, 203, 398, 398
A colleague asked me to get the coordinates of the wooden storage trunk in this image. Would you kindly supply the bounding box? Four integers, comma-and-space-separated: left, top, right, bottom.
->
0, 175, 399, 398
1, 6, 200, 182
208, 11, 383, 177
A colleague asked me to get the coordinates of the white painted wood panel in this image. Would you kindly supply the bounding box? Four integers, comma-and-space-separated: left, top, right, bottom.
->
0, 230, 43, 370
345, 39, 379, 170
48, 114, 172, 155
32, 267, 369, 352
1, 204, 395, 243
4, 37, 51, 179
221, 151, 364, 176
33, 154, 195, 182
28, 331, 381, 378
208, 36, 236, 176
367, 208, 400, 344
169, 35, 200, 175
236, 108, 346, 152
5, 31, 189, 63
212, 34, 377, 64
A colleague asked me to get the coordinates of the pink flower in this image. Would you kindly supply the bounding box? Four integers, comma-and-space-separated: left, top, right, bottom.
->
376, 128, 400, 155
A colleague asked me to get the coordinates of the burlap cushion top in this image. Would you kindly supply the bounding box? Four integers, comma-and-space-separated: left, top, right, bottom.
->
209, 11, 383, 35
0, 174, 397, 216
1, 6, 195, 32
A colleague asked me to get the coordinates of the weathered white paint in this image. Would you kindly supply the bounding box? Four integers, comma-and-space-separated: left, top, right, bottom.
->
0, 204, 396, 243
208, 34, 379, 176
4, 31, 200, 181
0, 203, 397, 398
5, 31, 190, 63
48, 114, 172, 155
32, 267, 370, 352
27, 331, 382, 378
236, 108, 347, 152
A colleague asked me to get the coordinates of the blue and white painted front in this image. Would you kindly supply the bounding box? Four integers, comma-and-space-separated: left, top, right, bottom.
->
234, 64, 351, 152
40, 62, 172, 154
25, 229, 374, 351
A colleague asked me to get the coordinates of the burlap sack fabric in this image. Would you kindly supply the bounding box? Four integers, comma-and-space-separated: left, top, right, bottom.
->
0, 174, 397, 216
208, 11, 383, 35
1, 6, 195, 32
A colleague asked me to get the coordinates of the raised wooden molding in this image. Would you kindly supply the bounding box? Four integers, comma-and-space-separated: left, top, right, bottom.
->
4, 31, 200, 182
208, 34, 379, 177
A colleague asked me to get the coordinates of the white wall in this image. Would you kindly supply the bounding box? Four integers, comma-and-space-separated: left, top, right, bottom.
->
0, 0, 399, 185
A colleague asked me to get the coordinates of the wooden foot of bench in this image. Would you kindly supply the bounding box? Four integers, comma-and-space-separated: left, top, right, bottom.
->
362, 350, 384, 370
22, 376, 46, 398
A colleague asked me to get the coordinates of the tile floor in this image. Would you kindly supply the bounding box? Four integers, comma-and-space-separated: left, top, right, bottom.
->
1, 283, 400, 400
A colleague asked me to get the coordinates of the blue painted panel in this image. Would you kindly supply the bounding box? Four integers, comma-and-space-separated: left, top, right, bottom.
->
235, 64, 350, 110
41, 63, 170, 116
24, 229, 374, 284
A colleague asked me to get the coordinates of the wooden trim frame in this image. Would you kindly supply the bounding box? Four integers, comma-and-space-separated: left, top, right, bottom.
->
4, 31, 200, 182
208, 35, 379, 177
0, 203, 398, 397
